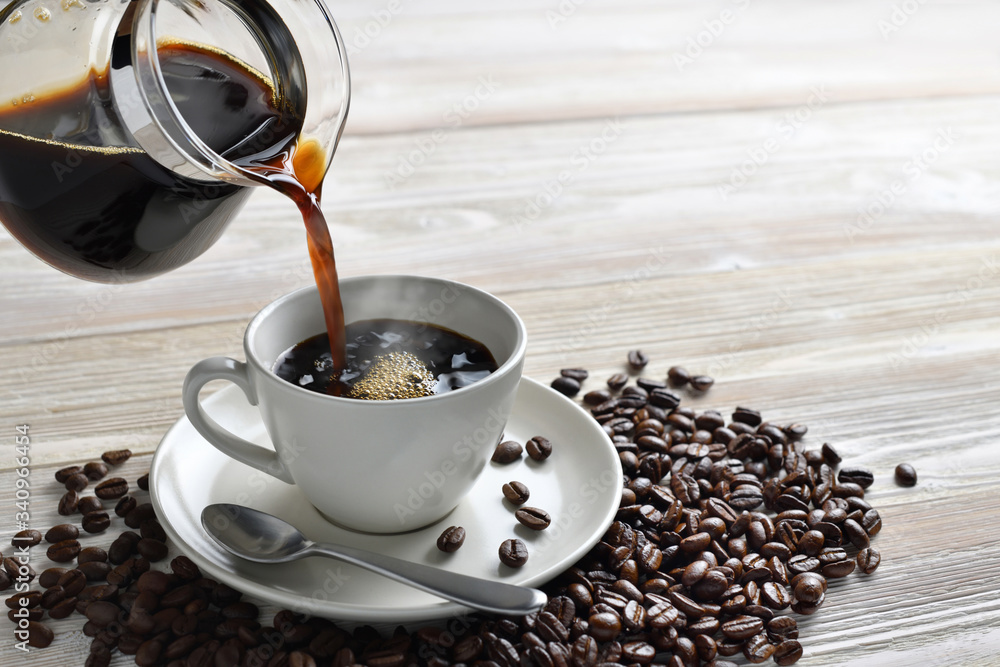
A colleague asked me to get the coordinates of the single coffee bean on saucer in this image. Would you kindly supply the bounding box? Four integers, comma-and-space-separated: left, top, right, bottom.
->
895, 463, 917, 486
492, 440, 522, 464
502, 481, 530, 505
499, 539, 528, 567
515, 507, 551, 531
526, 436, 552, 461
436, 526, 466, 553
550, 376, 580, 397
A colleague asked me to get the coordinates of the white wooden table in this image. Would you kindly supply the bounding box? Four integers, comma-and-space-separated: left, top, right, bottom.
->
3, 1, 1000, 664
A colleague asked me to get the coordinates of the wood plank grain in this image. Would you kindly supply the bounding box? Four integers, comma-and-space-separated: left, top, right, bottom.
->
2, 95, 998, 346
335, 0, 1000, 134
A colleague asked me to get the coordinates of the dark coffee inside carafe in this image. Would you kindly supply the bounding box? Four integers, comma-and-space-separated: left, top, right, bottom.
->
0, 39, 348, 369
0, 41, 291, 281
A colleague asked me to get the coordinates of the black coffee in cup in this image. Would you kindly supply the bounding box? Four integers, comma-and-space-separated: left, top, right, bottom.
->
273, 319, 498, 398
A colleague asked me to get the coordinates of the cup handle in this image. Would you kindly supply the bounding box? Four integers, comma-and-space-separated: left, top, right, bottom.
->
182, 357, 294, 484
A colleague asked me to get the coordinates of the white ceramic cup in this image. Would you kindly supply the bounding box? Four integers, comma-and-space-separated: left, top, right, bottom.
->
182, 275, 526, 533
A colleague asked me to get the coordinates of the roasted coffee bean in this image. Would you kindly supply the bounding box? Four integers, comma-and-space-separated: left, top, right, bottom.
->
551, 375, 581, 397
837, 466, 874, 489
56, 465, 84, 483
49, 596, 77, 620
584, 389, 611, 405
4, 557, 34, 582
732, 407, 762, 427
78, 496, 104, 515
761, 582, 791, 610
768, 638, 803, 665
842, 518, 870, 549
502, 481, 530, 505
58, 569, 87, 597
39, 567, 69, 588
627, 350, 649, 370
137, 538, 168, 562
895, 463, 917, 486
667, 366, 691, 387
47, 539, 82, 562
45, 523, 79, 543
606, 373, 628, 391
125, 503, 156, 529
6, 591, 41, 610
25, 621, 54, 648
689, 375, 714, 391
95, 477, 129, 499
169, 555, 200, 581
66, 472, 89, 492
721, 615, 764, 640
857, 547, 881, 574
436, 526, 466, 553
560, 368, 589, 382
110, 532, 140, 564
792, 573, 826, 603
649, 388, 681, 409
492, 440, 522, 464
39, 585, 66, 610
12, 528, 42, 547
84, 461, 109, 481
59, 490, 80, 515
767, 616, 799, 643
82, 511, 112, 534
862, 508, 883, 537
79, 561, 113, 581
797, 530, 825, 556
743, 632, 775, 663
515, 507, 552, 531
115, 495, 138, 517
137, 473, 150, 491
102, 449, 133, 466
587, 611, 622, 642
140, 519, 167, 542
87, 600, 122, 627
527, 436, 553, 461
499, 539, 528, 567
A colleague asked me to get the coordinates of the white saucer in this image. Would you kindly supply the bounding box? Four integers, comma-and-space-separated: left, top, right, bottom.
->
149, 376, 621, 623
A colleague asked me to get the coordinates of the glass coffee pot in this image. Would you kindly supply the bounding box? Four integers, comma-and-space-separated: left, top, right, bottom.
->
0, 0, 350, 282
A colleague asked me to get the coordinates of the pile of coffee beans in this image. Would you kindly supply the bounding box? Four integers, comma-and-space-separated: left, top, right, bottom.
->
5, 355, 893, 666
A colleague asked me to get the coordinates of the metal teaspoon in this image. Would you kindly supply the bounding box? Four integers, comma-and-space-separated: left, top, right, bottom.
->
201, 503, 548, 615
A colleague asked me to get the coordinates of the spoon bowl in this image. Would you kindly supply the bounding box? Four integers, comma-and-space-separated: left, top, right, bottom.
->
202, 503, 311, 563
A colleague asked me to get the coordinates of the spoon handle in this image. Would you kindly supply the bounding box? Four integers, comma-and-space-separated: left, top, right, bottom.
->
304, 542, 547, 615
